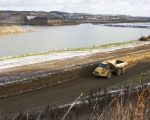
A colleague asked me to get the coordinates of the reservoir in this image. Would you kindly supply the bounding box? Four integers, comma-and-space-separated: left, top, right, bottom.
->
0, 23, 150, 57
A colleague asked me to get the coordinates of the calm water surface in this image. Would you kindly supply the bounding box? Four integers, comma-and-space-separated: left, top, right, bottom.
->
0, 23, 150, 57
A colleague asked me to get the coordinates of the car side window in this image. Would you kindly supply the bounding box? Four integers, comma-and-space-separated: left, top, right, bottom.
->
106, 65, 109, 69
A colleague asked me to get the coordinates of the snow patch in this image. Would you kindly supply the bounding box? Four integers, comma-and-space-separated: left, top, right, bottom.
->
0, 41, 150, 70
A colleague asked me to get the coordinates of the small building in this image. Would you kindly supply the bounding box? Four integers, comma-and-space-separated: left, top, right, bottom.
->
26, 16, 36, 20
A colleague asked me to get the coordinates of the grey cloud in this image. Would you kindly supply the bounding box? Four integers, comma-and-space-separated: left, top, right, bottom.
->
0, 0, 149, 16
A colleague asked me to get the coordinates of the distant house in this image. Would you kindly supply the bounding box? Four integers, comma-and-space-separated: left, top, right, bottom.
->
26, 16, 36, 20
24, 16, 48, 25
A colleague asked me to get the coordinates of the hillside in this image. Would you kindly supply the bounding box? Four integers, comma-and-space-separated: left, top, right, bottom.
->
0, 11, 150, 25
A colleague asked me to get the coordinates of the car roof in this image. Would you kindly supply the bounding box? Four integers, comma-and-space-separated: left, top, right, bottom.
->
100, 62, 108, 65
101, 62, 108, 64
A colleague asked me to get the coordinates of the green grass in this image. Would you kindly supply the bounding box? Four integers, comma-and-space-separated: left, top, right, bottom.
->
0, 40, 138, 61
66, 40, 137, 51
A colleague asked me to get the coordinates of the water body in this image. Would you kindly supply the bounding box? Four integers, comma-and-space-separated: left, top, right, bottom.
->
0, 23, 150, 57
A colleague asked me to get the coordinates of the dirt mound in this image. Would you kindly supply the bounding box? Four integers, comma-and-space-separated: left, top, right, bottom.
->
0, 63, 98, 98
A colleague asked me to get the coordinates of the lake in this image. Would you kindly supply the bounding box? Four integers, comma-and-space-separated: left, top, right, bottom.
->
0, 23, 150, 57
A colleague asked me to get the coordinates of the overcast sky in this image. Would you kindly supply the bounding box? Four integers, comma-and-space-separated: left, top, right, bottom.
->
0, 0, 150, 17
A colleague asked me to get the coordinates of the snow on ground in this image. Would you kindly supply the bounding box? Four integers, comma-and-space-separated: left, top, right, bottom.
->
0, 41, 150, 70
57, 82, 150, 108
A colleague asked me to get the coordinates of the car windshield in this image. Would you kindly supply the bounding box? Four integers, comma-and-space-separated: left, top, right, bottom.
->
99, 63, 108, 68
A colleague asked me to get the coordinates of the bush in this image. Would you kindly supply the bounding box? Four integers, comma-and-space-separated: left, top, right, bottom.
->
147, 35, 150, 40
14, 82, 150, 120
139, 36, 147, 41
139, 35, 150, 41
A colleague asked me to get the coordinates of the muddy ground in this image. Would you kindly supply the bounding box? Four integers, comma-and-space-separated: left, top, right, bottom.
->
1, 44, 150, 76
0, 44, 150, 97
0, 44, 150, 118
0, 62, 149, 118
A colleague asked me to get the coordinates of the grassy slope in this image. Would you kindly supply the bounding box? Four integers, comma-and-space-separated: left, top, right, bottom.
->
0, 40, 138, 61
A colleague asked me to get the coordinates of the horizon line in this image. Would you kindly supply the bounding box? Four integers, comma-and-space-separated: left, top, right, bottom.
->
0, 9, 150, 18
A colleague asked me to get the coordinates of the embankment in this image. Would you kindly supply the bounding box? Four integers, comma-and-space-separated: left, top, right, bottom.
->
0, 61, 149, 118
0, 63, 97, 98
0, 44, 150, 98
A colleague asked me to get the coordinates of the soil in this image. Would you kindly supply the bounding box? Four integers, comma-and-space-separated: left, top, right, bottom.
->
0, 44, 150, 76
0, 44, 150, 118
0, 61, 149, 118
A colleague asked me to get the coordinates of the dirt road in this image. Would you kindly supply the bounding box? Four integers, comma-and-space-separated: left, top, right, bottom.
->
0, 43, 150, 118
0, 61, 149, 118
1, 43, 150, 77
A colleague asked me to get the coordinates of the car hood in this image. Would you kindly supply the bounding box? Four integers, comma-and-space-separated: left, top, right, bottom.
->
94, 67, 104, 72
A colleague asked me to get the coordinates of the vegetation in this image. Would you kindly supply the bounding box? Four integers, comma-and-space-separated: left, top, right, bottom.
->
13, 81, 150, 120
119, 51, 150, 64
112, 71, 150, 89
66, 40, 137, 51
0, 40, 138, 61
0, 26, 32, 35
139, 35, 150, 41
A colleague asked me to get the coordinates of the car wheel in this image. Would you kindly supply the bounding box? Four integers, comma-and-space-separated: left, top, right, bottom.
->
121, 68, 125, 74
116, 69, 121, 75
107, 72, 112, 79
